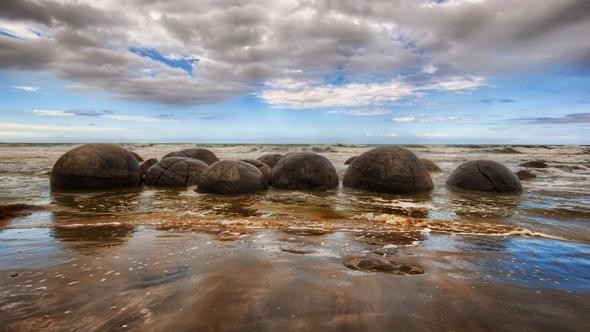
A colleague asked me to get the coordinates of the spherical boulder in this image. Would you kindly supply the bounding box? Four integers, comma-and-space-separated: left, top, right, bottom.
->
344, 156, 358, 165
197, 160, 268, 194
257, 154, 283, 168
162, 148, 219, 165
343, 146, 433, 194
50, 144, 142, 190
420, 158, 441, 172
271, 152, 338, 190
145, 157, 207, 187
241, 159, 272, 183
446, 160, 522, 193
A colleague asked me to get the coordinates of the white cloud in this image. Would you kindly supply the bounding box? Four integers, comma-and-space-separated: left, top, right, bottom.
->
11, 85, 40, 92
32, 109, 74, 117
393, 116, 416, 123
32, 109, 174, 122
365, 132, 398, 137
103, 114, 174, 122
392, 115, 460, 123
0, 122, 128, 133
422, 76, 486, 92
422, 132, 451, 137
328, 108, 391, 116
260, 79, 416, 109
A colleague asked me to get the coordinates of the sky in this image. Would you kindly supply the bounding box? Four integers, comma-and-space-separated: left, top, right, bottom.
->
0, 0, 589, 144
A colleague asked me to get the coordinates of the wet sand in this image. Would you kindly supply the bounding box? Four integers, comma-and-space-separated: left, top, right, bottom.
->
1, 221, 588, 331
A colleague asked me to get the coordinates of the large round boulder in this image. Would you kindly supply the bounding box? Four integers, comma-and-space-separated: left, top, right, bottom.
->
241, 159, 272, 183
420, 158, 441, 172
271, 152, 338, 190
50, 144, 142, 190
162, 148, 219, 165
257, 154, 283, 168
129, 151, 143, 162
197, 160, 268, 194
145, 157, 207, 187
446, 160, 522, 193
343, 146, 433, 194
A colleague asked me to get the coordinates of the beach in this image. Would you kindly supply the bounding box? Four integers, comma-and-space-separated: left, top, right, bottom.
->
1, 144, 589, 331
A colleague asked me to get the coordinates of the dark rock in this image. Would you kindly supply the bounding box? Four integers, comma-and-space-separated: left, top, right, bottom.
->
519, 161, 548, 168
241, 159, 272, 183
344, 156, 358, 165
420, 158, 441, 172
197, 160, 268, 194
130, 151, 143, 162
257, 154, 283, 168
343, 146, 433, 194
162, 148, 219, 165
516, 170, 536, 180
145, 157, 208, 187
280, 243, 316, 254
271, 152, 338, 190
446, 160, 522, 193
50, 144, 142, 190
140, 158, 158, 181
343, 256, 424, 275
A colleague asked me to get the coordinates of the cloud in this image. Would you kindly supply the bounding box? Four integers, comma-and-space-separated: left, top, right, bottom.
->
422, 132, 451, 137
365, 132, 398, 137
517, 112, 590, 124
260, 76, 483, 109
32, 109, 73, 116
32, 109, 175, 122
103, 114, 174, 122
393, 116, 416, 123
0, 122, 128, 133
11, 85, 39, 92
328, 108, 391, 116
392, 114, 459, 123
0, 0, 589, 106
260, 79, 416, 109
422, 76, 486, 92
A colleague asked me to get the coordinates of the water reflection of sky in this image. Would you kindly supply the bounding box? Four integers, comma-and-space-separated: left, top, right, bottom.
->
424, 234, 590, 292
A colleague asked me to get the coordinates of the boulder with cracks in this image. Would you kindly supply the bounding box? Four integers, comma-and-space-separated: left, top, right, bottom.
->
145, 157, 208, 187
446, 160, 522, 193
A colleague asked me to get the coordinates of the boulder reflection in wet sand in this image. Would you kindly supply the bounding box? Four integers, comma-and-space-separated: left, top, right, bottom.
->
343, 256, 424, 275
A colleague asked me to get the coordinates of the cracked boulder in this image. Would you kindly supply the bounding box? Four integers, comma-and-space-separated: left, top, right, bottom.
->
447, 160, 522, 193
197, 160, 268, 194
257, 154, 283, 168
271, 152, 338, 190
162, 148, 219, 165
145, 157, 208, 187
420, 158, 441, 172
240, 159, 272, 183
343, 146, 433, 194
50, 144, 142, 190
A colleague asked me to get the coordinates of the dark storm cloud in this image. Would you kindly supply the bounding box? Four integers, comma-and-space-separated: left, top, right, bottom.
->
0, 0, 589, 105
